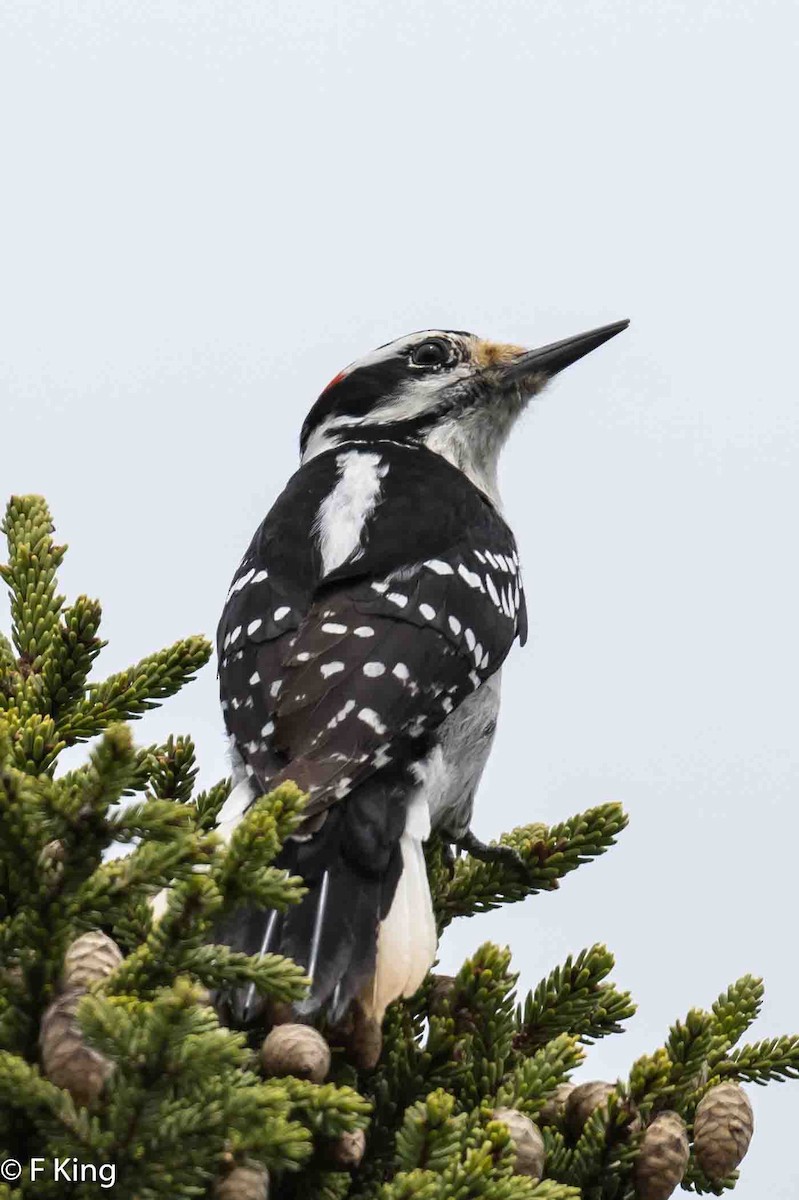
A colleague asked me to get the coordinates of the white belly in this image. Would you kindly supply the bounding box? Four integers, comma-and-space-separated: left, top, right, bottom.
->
411, 671, 502, 838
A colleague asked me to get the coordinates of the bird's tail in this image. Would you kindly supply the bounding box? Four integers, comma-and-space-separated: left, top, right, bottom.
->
358, 791, 437, 1022
212, 777, 437, 1028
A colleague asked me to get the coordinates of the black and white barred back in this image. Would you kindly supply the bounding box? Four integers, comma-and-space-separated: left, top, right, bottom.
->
215, 439, 526, 1025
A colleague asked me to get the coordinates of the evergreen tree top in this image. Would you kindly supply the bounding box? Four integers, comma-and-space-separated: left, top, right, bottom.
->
0, 495, 796, 1200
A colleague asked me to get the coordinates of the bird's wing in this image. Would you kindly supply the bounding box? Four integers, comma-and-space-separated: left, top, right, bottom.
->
217, 442, 526, 817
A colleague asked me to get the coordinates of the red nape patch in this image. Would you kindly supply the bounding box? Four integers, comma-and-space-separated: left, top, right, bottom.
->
321, 369, 346, 394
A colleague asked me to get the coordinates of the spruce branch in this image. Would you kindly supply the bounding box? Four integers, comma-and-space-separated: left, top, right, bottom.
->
75, 981, 317, 1187
515, 945, 635, 1053
108, 796, 198, 843
0, 758, 48, 908
565, 1092, 632, 1189
0, 495, 66, 669
214, 783, 309, 911
449, 942, 519, 1103
0, 1051, 101, 1152
433, 803, 627, 929
293, 1171, 353, 1200
282, 1076, 371, 1139
664, 1009, 717, 1104
103, 873, 221, 995
182, 944, 309, 1003
365, 1002, 433, 1162
716, 1036, 799, 1084
681, 1157, 739, 1195
708, 976, 764, 1057
43, 595, 106, 721
196, 778, 233, 829
38, 725, 140, 881
70, 827, 216, 931
57, 635, 212, 745
525, 1182, 580, 1199
73, 723, 138, 815
496, 1034, 585, 1118
5, 714, 65, 775
394, 1090, 466, 1173
147, 734, 199, 804
0, 632, 17, 689
628, 1047, 673, 1111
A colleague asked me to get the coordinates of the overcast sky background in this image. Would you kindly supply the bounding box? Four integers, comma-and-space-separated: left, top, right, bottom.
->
2, 1, 798, 1193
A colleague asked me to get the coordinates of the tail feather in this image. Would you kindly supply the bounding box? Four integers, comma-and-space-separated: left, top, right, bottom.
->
212, 771, 437, 1027
360, 792, 437, 1022
289, 861, 383, 1021
239, 908, 281, 1023
211, 902, 286, 1025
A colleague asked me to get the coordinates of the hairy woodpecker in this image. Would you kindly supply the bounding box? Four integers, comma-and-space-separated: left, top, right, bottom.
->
214, 320, 628, 1028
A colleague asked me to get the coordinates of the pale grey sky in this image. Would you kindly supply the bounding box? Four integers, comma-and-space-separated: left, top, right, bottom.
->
2, 1, 798, 1194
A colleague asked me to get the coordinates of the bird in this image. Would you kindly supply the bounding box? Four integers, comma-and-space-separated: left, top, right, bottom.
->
213, 319, 629, 1030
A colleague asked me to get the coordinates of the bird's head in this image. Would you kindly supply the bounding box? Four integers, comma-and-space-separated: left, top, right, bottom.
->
300, 320, 629, 500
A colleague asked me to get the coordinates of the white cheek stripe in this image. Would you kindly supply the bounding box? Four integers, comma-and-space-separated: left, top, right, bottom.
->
314, 450, 388, 575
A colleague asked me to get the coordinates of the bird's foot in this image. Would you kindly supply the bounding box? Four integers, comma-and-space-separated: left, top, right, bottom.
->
440, 840, 458, 878
455, 829, 529, 876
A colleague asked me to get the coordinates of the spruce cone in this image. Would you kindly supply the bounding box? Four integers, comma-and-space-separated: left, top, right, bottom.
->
634, 1111, 689, 1200
214, 1166, 269, 1200
261, 1023, 330, 1083
328, 1128, 367, 1170
40, 989, 113, 1106
539, 1082, 575, 1127
493, 1107, 546, 1179
694, 1083, 754, 1180
565, 1080, 616, 1140
62, 931, 123, 990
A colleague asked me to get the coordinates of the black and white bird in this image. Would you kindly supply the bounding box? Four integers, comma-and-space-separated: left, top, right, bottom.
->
214, 320, 628, 1028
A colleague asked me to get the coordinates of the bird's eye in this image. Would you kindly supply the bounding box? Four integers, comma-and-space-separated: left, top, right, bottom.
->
410, 339, 451, 369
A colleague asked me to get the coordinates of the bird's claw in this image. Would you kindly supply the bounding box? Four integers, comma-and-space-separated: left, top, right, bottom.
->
456, 830, 529, 876
440, 840, 458, 878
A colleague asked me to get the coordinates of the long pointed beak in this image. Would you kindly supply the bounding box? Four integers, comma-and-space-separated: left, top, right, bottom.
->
502, 319, 629, 388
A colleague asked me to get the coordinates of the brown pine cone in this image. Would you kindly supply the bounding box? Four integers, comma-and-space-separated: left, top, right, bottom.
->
261, 1023, 330, 1083
214, 1165, 269, 1200
694, 1083, 754, 1180
565, 1081, 616, 1140
40, 989, 113, 1106
62, 931, 123, 990
634, 1111, 690, 1200
327, 1128, 367, 1170
493, 1107, 546, 1179
539, 1082, 575, 1127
